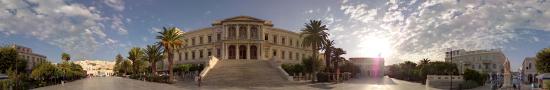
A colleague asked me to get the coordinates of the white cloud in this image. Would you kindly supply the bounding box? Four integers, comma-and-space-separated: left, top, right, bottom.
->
0, 0, 121, 58
150, 27, 162, 34
111, 15, 128, 35
103, 0, 125, 11
333, 0, 550, 64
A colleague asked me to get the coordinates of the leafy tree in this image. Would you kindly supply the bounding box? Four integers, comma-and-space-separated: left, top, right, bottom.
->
536, 48, 550, 73
61, 52, 70, 62
0, 47, 26, 73
300, 20, 329, 74
156, 27, 184, 83
31, 62, 62, 85
115, 54, 123, 65
302, 57, 323, 74
57, 62, 86, 80
144, 44, 164, 75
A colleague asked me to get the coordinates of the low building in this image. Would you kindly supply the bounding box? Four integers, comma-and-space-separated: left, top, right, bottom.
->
73, 60, 115, 76
6, 44, 47, 71
445, 49, 507, 76
349, 57, 385, 78
522, 57, 539, 84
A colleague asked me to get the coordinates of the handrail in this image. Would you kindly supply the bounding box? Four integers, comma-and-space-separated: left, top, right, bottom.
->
268, 57, 293, 81
199, 56, 219, 78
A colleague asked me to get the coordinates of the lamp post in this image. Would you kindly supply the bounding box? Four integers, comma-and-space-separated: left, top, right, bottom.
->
447, 48, 453, 90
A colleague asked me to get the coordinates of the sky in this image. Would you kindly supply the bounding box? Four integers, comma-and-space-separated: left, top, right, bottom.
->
1, 0, 550, 71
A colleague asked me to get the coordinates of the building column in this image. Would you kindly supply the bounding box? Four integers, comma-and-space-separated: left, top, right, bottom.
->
247, 25, 251, 40
246, 44, 250, 60
236, 25, 240, 40
235, 44, 239, 60
223, 44, 228, 60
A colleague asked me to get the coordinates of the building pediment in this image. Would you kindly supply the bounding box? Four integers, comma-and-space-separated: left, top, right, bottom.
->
212, 16, 273, 26
223, 16, 265, 22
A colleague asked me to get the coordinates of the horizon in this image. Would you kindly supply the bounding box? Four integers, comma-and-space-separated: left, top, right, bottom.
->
2, 0, 550, 72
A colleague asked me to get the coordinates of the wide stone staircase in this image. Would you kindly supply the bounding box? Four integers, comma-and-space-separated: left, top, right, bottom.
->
202, 60, 291, 87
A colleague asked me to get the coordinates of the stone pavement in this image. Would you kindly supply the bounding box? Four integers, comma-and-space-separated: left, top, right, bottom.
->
34, 76, 437, 90
33, 77, 182, 90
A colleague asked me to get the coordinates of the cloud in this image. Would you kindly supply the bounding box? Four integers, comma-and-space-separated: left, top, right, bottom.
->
111, 14, 128, 35
330, 0, 550, 64
103, 0, 125, 11
0, 0, 121, 59
150, 27, 162, 34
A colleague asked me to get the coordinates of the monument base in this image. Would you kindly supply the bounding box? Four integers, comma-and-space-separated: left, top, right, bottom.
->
501, 73, 513, 89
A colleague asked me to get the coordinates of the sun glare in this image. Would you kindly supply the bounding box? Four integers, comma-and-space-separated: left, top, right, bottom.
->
359, 37, 393, 58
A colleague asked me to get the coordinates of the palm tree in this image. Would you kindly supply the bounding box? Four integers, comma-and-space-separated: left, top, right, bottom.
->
420, 58, 430, 65
323, 40, 335, 72
156, 27, 184, 83
128, 47, 144, 74
61, 52, 70, 62
331, 47, 346, 72
301, 20, 329, 82
144, 44, 164, 76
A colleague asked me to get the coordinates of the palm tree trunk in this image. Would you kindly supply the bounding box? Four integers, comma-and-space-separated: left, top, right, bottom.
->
152, 61, 157, 76
324, 48, 331, 72
167, 47, 174, 83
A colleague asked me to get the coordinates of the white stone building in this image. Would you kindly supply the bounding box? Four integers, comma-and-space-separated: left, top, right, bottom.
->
445, 49, 507, 76
7, 44, 47, 71
522, 57, 539, 84
161, 16, 313, 70
349, 57, 385, 78
73, 60, 115, 76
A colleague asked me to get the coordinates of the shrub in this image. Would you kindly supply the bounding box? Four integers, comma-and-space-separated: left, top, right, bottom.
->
463, 69, 488, 85
316, 72, 329, 82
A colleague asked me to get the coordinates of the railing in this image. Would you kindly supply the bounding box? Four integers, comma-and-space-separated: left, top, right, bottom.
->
198, 56, 219, 78
268, 57, 294, 81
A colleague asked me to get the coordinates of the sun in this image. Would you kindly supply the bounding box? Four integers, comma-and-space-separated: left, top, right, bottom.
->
358, 37, 393, 58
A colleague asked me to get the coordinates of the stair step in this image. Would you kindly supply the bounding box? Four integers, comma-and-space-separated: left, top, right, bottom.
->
202, 60, 290, 86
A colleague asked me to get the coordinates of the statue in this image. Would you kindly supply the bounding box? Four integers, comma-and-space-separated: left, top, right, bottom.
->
501, 59, 513, 89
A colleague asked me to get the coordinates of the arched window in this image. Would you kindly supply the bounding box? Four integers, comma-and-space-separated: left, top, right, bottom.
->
228, 45, 236, 59
251, 26, 259, 40
239, 25, 247, 39
250, 45, 258, 59
239, 45, 247, 59
228, 26, 236, 39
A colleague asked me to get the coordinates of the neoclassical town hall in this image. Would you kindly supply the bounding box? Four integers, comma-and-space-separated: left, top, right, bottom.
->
171, 16, 312, 65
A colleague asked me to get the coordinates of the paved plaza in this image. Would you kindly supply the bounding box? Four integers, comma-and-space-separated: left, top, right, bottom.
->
34, 76, 443, 90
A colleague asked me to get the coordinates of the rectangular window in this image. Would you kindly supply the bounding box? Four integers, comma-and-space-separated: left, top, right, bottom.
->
185, 52, 188, 60
264, 33, 269, 40
185, 39, 189, 46
208, 35, 212, 43
192, 51, 196, 59
282, 51, 285, 59
200, 36, 204, 44
282, 37, 286, 45
217, 48, 221, 58
208, 49, 212, 57
289, 52, 293, 60
200, 50, 204, 58
192, 37, 196, 45
217, 33, 221, 41
273, 35, 277, 44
